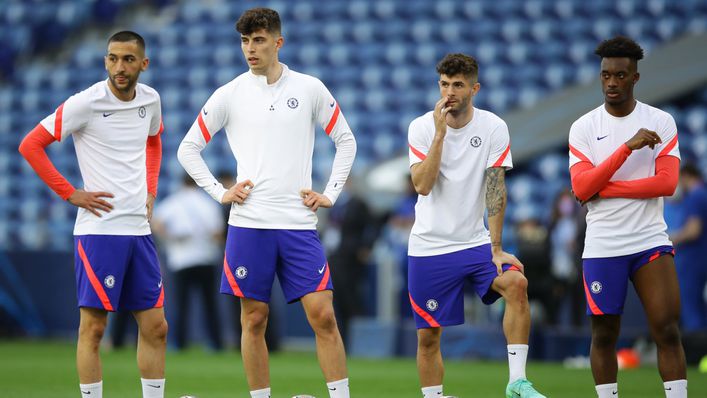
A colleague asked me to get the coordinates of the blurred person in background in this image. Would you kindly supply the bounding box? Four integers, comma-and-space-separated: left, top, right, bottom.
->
325, 179, 378, 347
548, 189, 584, 327
18, 31, 167, 398
670, 164, 707, 333
407, 53, 546, 398
177, 8, 356, 398
514, 216, 553, 325
152, 174, 224, 351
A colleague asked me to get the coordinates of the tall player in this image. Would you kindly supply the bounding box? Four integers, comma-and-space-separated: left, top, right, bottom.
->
568, 36, 687, 398
407, 53, 545, 398
18, 31, 167, 398
177, 8, 355, 398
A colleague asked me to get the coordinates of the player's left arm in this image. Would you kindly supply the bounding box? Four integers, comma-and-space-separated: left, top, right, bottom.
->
304, 80, 357, 212
598, 116, 680, 200
486, 167, 524, 275
485, 122, 523, 274
145, 98, 163, 221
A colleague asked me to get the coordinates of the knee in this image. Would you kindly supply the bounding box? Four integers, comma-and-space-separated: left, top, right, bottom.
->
143, 318, 169, 343
503, 273, 529, 303
79, 319, 107, 343
242, 307, 269, 335
592, 328, 618, 349
417, 329, 441, 353
308, 306, 338, 334
653, 321, 682, 347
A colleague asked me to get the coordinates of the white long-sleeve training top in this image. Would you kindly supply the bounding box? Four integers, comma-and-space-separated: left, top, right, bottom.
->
177, 63, 356, 230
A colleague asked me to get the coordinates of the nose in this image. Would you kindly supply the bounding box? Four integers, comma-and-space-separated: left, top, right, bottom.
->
607, 76, 618, 88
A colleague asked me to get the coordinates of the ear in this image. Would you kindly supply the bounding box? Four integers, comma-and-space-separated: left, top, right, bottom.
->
472, 82, 481, 96
633, 71, 640, 85
141, 57, 150, 72
276, 36, 284, 49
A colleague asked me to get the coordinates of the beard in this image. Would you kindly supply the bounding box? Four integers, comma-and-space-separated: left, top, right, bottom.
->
109, 73, 138, 93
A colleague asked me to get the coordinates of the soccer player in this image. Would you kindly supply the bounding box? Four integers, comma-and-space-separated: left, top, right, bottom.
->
18, 31, 167, 398
177, 8, 356, 398
568, 36, 687, 398
407, 53, 546, 398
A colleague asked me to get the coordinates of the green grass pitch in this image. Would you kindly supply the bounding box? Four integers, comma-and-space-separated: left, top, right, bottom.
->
0, 340, 704, 397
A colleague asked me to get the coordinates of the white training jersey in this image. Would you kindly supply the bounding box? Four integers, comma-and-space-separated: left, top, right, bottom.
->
407, 108, 513, 256
568, 101, 680, 258
153, 187, 224, 271
39, 80, 163, 236
178, 63, 356, 230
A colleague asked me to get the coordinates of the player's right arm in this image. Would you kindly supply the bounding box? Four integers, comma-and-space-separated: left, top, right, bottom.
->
409, 97, 450, 196
177, 88, 253, 205
18, 94, 114, 217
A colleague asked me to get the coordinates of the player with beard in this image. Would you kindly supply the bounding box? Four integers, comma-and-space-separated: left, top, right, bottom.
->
407, 53, 546, 398
19, 31, 167, 398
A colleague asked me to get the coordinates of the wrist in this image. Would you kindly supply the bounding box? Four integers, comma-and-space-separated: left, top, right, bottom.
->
491, 242, 503, 253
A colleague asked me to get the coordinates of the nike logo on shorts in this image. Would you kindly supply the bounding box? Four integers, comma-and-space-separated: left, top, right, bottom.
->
318, 264, 326, 274
102, 112, 114, 117
597, 135, 609, 140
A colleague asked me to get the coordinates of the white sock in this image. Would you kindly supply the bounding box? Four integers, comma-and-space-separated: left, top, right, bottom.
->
250, 387, 271, 398
421, 384, 443, 398
327, 378, 350, 398
596, 383, 618, 398
141, 378, 165, 398
664, 379, 687, 398
507, 344, 528, 383
80, 381, 102, 398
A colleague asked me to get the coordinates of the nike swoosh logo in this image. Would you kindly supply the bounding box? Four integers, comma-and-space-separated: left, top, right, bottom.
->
147, 384, 161, 388
329, 101, 335, 107
329, 387, 337, 391
158, 281, 162, 288
102, 112, 114, 117
508, 351, 517, 355
318, 265, 326, 274
613, 391, 618, 395
664, 388, 671, 391
203, 109, 208, 115
597, 135, 609, 140
81, 391, 90, 395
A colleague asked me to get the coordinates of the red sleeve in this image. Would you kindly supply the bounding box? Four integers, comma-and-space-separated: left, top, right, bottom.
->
146, 121, 163, 197
599, 156, 679, 199
570, 144, 632, 201
18, 124, 76, 200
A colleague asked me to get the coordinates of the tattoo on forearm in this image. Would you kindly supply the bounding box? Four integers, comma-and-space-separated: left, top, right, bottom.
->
485, 167, 506, 217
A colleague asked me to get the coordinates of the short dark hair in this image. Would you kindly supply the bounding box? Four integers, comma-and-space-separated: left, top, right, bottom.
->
236, 8, 281, 35
108, 30, 146, 53
595, 36, 644, 61
436, 53, 479, 81
681, 163, 703, 179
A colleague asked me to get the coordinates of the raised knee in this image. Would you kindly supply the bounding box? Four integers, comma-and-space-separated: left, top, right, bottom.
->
505, 273, 528, 301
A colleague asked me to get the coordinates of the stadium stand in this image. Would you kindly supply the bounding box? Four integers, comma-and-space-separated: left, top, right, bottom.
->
0, 0, 705, 256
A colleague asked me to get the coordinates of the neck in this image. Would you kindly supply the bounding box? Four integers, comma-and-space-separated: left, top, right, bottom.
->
447, 106, 474, 129
253, 62, 283, 85
604, 98, 637, 117
108, 80, 136, 102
